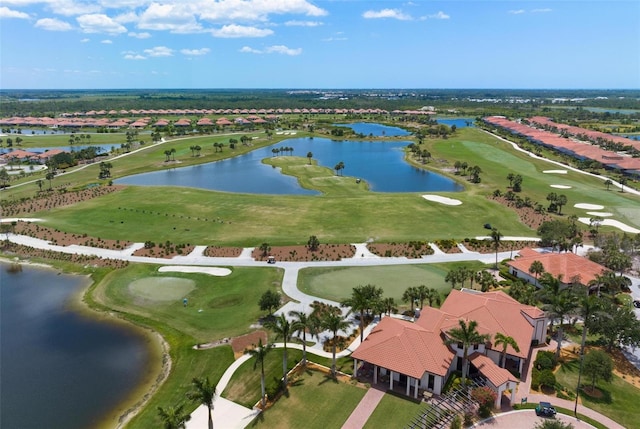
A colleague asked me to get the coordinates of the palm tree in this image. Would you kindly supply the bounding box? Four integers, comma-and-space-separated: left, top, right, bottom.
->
604, 179, 613, 191
425, 288, 441, 307
289, 310, 312, 365
528, 260, 545, 283
402, 286, 419, 313
444, 319, 490, 385
264, 313, 293, 386
544, 289, 578, 359
45, 171, 56, 190
171, 147, 176, 161
556, 194, 568, 215
245, 339, 273, 408
493, 332, 520, 368
416, 285, 429, 309
321, 309, 350, 376
341, 284, 382, 342
157, 404, 191, 429
382, 297, 397, 315
490, 228, 502, 269
35, 179, 43, 192
187, 377, 216, 429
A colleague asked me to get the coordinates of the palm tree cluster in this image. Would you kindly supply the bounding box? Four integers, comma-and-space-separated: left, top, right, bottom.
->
271, 146, 294, 156
402, 285, 441, 314
157, 376, 217, 429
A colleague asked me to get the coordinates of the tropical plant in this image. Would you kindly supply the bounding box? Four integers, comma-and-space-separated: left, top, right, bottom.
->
321, 308, 350, 376
493, 332, 520, 368
444, 319, 490, 384
307, 235, 320, 251
402, 286, 419, 313
156, 404, 191, 429
245, 339, 274, 408
490, 228, 502, 269
264, 313, 293, 386
289, 310, 313, 365
583, 349, 613, 391
341, 284, 382, 342
186, 377, 216, 429
258, 290, 281, 315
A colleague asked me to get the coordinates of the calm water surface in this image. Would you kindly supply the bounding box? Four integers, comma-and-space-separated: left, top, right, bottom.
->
116, 137, 462, 194
0, 263, 149, 429
335, 122, 410, 136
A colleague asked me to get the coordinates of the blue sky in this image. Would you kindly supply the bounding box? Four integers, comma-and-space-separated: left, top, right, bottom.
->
1, 0, 638, 89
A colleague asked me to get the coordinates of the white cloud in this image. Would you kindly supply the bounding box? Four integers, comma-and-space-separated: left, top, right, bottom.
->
80, 38, 90, 42
240, 46, 261, 54
137, 3, 202, 33
266, 45, 301, 55
114, 11, 138, 23
363, 9, 411, 20
129, 31, 151, 38
180, 47, 210, 56
0, 6, 30, 19
426, 11, 449, 20
123, 53, 146, 60
532, 8, 552, 13
101, 39, 112, 44
322, 36, 347, 42
143, 46, 173, 57
285, 20, 322, 27
98, 0, 151, 7
198, 0, 327, 22
240, 44, 301, 55
509, 9, 526, 15
35, 17, 73, 31
211, 24, 272, 38
43, 0, 102, 17
77, 14, 127, 34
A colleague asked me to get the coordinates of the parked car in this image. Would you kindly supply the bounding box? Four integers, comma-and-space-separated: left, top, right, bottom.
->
633, 300, 640, 309
535, 402, 557, 417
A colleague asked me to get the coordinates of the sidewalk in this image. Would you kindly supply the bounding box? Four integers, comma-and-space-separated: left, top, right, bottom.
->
341, 386, 385, 429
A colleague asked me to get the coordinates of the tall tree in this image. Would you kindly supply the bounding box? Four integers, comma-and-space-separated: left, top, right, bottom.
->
245, 339, 274, 408
493, 332, 520, 368
490, 228, 502, 269
321, 309, 350, 376
583, 349, 613, 392
543, 289, 578, 358
402, 286, 419, 313
156, 404, 191, 429
528, 260, 545, 282
187, 377, 216, 429
444, 319, 490, 385
341, 284, 382, 342
289, 310, 312, 366
264, 313, 293, 386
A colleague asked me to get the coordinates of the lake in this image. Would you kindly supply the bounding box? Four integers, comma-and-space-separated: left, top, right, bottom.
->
116, 137, 463, 194
334, 122, 411, 137
0, 263, 150, 429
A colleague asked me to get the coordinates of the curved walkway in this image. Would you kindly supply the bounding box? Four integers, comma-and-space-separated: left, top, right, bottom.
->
2, 231, 631, 429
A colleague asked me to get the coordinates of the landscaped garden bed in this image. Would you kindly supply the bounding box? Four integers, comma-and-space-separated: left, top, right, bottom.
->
462, 238, 536, 253
252, 244, 356, 262
12, 221, 133, 249
204, 245, 243, 257
367, 241, 434, 258
132, 241, 195, 258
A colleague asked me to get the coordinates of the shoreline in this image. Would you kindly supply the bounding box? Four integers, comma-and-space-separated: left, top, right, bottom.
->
0, 257, 170, 429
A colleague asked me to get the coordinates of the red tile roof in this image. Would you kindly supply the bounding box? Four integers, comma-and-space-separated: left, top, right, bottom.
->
469, 353, 517, 387
507, 248, 607, 286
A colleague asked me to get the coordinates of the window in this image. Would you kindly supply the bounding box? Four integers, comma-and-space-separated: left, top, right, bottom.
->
473, 343, 479, 350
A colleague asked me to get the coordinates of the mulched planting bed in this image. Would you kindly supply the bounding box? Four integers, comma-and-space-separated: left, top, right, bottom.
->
367, 241, 434, 258
132, 243, 196, 259
13, 221, 133, 249
231, 331, 268, 358
461, 238, 537, 253
204, 246, 243, 257
489, 195, 552, 229
1, 184, 124, 216
252, 244, 356, 262
0, 242, 129, 268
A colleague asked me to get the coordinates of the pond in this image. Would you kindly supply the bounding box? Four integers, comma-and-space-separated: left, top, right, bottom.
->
0, 263, 150, 429
334, 122, 411, 137
436, 118, 476, 128
116, 137, 463, 194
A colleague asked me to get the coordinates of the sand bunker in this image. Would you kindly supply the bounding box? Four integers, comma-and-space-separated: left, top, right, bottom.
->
578, 218, 640, 234
158, 266, 232, 276
543, 170, 568, 174
550, 185, 572, 189
574, 203, 605, 210
586, 211, 613, 217
422, 195, 462, 206
129, 277, 196, 301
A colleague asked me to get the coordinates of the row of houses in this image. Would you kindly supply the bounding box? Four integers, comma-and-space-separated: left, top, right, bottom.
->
0, 148, 65, 164
351, 248, 609, 407
484, 116, 640, 173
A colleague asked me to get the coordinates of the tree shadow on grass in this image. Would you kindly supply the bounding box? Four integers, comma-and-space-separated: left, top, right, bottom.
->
581, 385, 612, 405
318, 374, 340, 386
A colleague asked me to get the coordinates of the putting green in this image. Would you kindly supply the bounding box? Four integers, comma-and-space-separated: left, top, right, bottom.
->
128, 277, 196, 302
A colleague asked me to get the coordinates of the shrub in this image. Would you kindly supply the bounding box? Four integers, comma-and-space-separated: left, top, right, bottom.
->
472, 386, 497, 416
535, 351, 557, 370
538, 369, 556, 389
450, 415, 462, 429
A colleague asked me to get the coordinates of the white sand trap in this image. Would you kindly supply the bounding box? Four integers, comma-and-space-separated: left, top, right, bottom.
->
422, 194, 462, 206
578, 218, 640, 234
0, 218, 44, 223
159, 266, 232, 276
574, 203, 604, 210
543, 170, 568, 174
550, 185, 572, 189
586, 211, 613, 217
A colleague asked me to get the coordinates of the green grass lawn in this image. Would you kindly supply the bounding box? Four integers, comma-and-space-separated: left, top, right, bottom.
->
363, 392, 425, 429
298, 264, 472, 303
98, 264, 283, 341
554, 358, 639, 429
248, 368, 366, 429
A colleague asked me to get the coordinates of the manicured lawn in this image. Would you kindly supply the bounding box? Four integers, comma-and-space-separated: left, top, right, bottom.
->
363, 392, 425, 429
554, 358, 640, 429
248, 369, 366, 429
298, 264, 459, 303
97, 264, 283, 341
